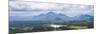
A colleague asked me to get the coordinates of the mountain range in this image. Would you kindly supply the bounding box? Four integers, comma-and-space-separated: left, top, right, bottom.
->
10, 12, 93, 22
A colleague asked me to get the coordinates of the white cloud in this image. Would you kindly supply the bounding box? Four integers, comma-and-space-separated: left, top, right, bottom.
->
9, 0, 94, 5
9, 1, 72, 11
9, 1, 94, 17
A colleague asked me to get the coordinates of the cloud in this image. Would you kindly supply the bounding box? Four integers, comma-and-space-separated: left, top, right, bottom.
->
9, 1, 94, 17
9, 1, 72, 11
9, 11, 49, 17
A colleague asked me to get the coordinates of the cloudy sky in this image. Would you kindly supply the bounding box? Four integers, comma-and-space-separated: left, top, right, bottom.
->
9, 1, 94, 17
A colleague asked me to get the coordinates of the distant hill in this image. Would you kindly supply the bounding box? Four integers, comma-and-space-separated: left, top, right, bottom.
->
9, 12, 93, 22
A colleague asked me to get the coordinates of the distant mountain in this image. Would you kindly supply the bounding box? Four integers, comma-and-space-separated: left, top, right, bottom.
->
10, 12, 94, 22
68, 14, 93, 21
78, 15, 94, 22
32, 12, 70, 21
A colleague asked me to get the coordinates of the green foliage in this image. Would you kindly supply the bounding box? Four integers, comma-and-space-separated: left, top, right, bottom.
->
9, 20, 93, 34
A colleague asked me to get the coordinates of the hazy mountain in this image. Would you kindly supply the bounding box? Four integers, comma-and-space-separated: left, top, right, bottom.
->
32, 12, 70, 21
78, 15, 94, 22
9, 12, 93, 22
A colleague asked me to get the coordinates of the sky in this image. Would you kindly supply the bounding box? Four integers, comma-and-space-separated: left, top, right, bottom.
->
9, 1, 94, 17
9, 0, 94, 5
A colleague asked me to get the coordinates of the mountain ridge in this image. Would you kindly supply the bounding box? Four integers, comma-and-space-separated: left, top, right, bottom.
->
9, 12, 93, 22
